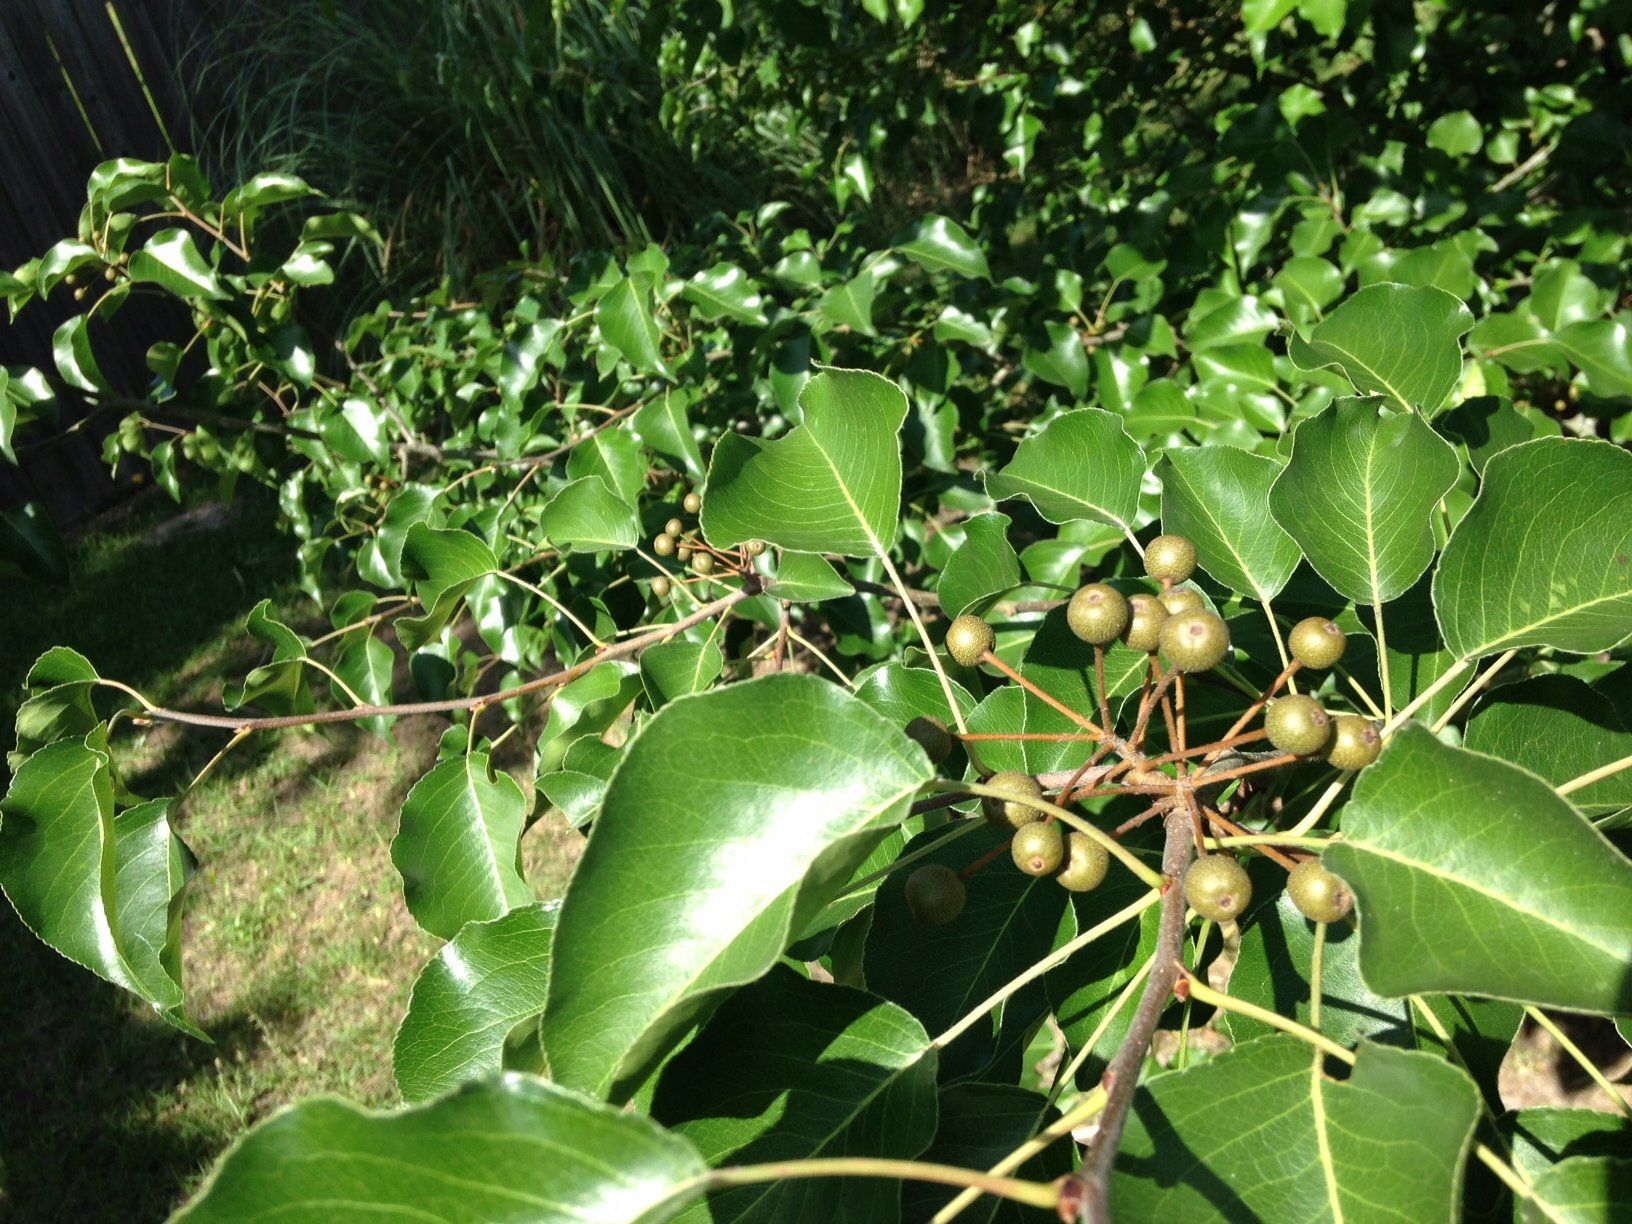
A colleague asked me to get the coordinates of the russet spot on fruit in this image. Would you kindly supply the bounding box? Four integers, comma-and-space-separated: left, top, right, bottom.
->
1184, 855, 1252, 922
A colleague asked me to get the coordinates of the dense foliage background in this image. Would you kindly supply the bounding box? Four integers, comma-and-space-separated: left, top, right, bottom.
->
3, 1, 1631, 1219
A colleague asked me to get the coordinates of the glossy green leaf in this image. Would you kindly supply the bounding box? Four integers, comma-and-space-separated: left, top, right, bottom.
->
1326, 725, 1632, 1014
127, 229, 228, 300
1434, 438, 1632, 659
640, 638, 725, 707
223, 599, 313, 715
565, 426, 645, 505
391, 744, 533, 940
897, 214, 989, 279
544, 674, 931, 1097
1524, 1157, 1632, 1224
764, 551, 854, 602
543, 476, 639, 552
819, 274, 877, 335
1158, 446, 1300, 601
1289, 283, 1474, 414
986, 409, 1144, 539
633, 390, 707, 478
1270, 398, 1460, 604
1463, 676, 1632, 821
52, 316, 110, 395
683, 263, 768, 325
173, 1076, 708, 1223
597, 276, 667, 375
703, 367, 905, 557
393, 904, 556, 1102
651, 966, 937, 1222
1427, 111, 1484, 156
1021, 322, 1088, 398
938, 512, 1021, 619
1111, 1038, 1480, 1220
399, 523, 499, 650
10, 646, 100, 768
358, 484, 439, 588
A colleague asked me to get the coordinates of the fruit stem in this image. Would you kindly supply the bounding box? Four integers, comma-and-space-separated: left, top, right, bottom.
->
1428, 648, 1520, 734
981, 650, 1107, 739
1094, 645, 1111, 732
1203, 832, 1339, 852
877, 550, 977, 752
1201, 807, 1299, 870
958, 837, 1014, 881
1207, 659, 1300, 763
1261, 597, 1295, 693
1181, 971, 1354, 1064
704, 1158, 1061, 1211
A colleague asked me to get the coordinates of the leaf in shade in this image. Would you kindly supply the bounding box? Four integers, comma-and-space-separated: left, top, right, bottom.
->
1269, 398, 1460, 604
0, 501, 68, 585
1111, 1038, 1480, 1220
703, 367, 905, 557
597, 276, 668, 375
986, 409, 1144, 539
651, 966, 937, 1223
901, 1083, 1073, 1224
391, 742, 533, 940
896, 214, 990, 279
1437, 395, 1559, 475
640, 638, 725, 708
1508, 1109, 1632, 1186
1434, 438, 1632, 659
357, 483, 439, 588
1523, 1158, 1632, 1224
393, 904, 556, 1102
10, 646, 100, 768
1464, 676, 1632, 820
1021, 322, 1089, 398
939, 512, 1022, 618
1324, 726, 1632, 1014
1357, 573, 1466, 724
544, 674, 931, 1098
1158, 446, 1300, 601
1288, 283, 1473, 414
173, 1075, 709, 1223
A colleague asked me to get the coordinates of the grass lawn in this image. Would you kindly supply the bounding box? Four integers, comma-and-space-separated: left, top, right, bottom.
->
0, 490, 581, 1221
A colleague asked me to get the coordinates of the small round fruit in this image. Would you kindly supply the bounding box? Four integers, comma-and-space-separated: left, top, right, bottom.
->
1159, 587, 1204, 616
682, 491, 703, 515
692, 552, 717, 576
905, 716, 952, 764
1160, 610, 1230, 672
650, 576, 672, 598
945, 615, 995, 667
1012, 821, 1066, 876
1066, 583, 1130, 646
1264, 695, 1332, 756
1123, 593, 1169, 653
1056, 831, 1110, 892
1289, 617, 1347, 669
1286, 858, 1353, 923
664, 517, 684, 537
905, 865, 966, 926
1145, 534, 1198, 583
746, 539, 767, 556
677, 545, 694, 563
1184, 855, 1252, 923
1325, 715, 1381, 770
981, 771, 1045, 830
653, 533, 676, 557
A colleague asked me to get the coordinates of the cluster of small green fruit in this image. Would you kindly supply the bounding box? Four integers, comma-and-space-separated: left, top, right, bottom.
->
647, 489, 764, 597
900, 532, 1364, 932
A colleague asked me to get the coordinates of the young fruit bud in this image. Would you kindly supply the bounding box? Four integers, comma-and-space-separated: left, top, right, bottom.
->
1325, 715, 1382, 770
905, 864, 966, 926
1286, 858, 1353, 923
1264, 695, 1332, 756
1066, 583, 1130, 645
1056, 831, 1110, 892
745, 539, 767, 556
1123, 593, 1168, 653
1145, 534, 1198, 583
1289, 617, 1347, 669
650, 576, 672, 598
653, 533, 676, 557
692, 552, 716, 576
945, 615, 995, 667
683, 491, 703, 515
1160, 610, 1230, 672
664, 517, 684, 537
1159, 587, 1204, 616
1012, 821, 1066, 876
904, 715, 952, 765
981, 771, 1044, 829
1184, 855, 1252, 923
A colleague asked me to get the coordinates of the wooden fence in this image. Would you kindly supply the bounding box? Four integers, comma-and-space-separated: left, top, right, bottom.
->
0, 0, 210, 524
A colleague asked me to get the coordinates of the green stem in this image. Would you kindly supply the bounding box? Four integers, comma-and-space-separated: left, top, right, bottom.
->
1183, 973, 1354, 1064
1372, 599, 1393, 719
1524, 1006, 1632, 1118
705, 1158, 1061, 1212
1556, 750, 1632, 798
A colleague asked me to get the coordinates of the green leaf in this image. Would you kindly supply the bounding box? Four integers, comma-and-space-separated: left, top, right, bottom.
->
764, 552, 855, 602
398, 524, 499, 650
819, 273, 877, 335
651, 966, 937, 1222
938, 512, 1022, 619
10, 646, 101, 768
1325, 725, 1632, 1014
223, 599, 313, 715
1158, 446, 1300, 601
564, 427, 646, 504
1524, 1157, 1632, 1224
1463, 676, 1632, 821
1509, 1109, 1632, 1185
543, 476, 639, 552
393, 904, 556, 1102
358, 483, 439, 588
52, 316, 110, 395
391, 744, 533, 940
1434, 438, 1632, 658
901, 1084, 1072, 1223
1288, 283, 1474, 414
897, 214, 989, 279
126, 229, 228, 300
1021, 322, 1088, 399
683, 263, 768, 325
633, 390, 707, 478
173, 1076, 708, 1223
0, 741, 197, 1032
986, 409, 1145, 539
0, 501, 68, 583
1111, 1038, 1479, 1220
1427, 111, 1484, 156
1273, 256, 1346, 322
597, 276, 667, 375
640, 639, 725, 707
1269, 398, 1460, 604
544, 674, 931, 1098
332, 633, 394, 736
703, 367, 905, 558
1437, 395, 1559, 475
1184, 295, 1279, 352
